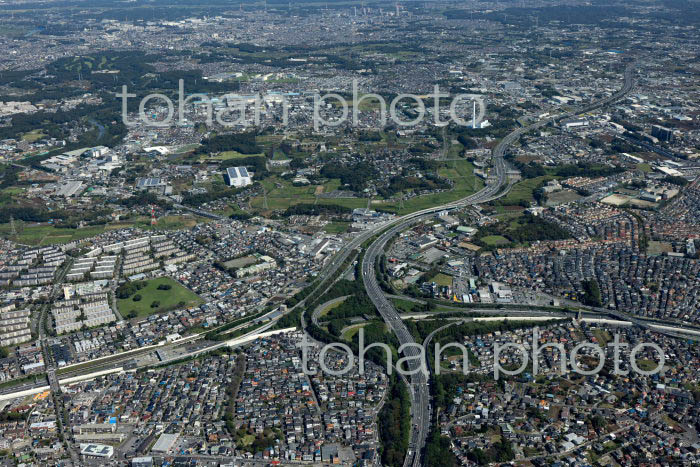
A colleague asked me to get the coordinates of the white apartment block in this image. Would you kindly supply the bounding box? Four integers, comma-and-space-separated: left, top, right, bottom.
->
0, 303, 32, 346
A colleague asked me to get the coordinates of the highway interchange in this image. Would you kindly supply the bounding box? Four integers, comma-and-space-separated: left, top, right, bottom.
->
7, 55, 700, 466
360, 56, 641, 467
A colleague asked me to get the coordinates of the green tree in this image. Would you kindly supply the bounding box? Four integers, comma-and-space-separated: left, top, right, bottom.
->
581, 279, 602, 307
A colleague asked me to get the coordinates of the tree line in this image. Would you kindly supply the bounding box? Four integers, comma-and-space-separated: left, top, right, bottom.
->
378, 374, 411, 467
200, 132, 261, 155
282, 203, 351, 217
474, 213, 571, 248
320, 162, 378, 192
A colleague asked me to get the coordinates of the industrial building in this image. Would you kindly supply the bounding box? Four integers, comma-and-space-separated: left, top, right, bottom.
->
53, 180, 84, 197
651, 124, 673, 142
151, 432, 179, 454
234, 256, 277, 278
224, 166, 253, 187
136, 177, 171, 194
79, 443, 114, 460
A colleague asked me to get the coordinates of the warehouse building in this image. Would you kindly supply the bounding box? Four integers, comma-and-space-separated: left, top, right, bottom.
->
224, 166, 253, 187
151, 432, 179, 454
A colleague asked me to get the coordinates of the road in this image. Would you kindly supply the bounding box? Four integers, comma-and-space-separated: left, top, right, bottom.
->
31, 255, 81, 462
361, 155, 508, 467
20, 55, 639, 466
361, 110, 514, 465
310, 295, 351, 327
361, 57, 641, 466
1, 55, 652, 464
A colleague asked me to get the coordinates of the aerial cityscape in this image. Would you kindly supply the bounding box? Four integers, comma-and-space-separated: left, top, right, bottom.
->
0, 0, 699, 465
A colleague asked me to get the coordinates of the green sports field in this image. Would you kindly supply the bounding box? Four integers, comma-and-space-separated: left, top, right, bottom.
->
117, 277, 203, 319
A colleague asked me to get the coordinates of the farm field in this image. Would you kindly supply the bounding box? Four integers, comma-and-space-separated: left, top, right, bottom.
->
0, 224, 105, 246
499, 175, 553, 205
202, 151, 265, 161
249, 176, 366, 211
480, 235, 510, 246
431, 273, 454, 287
378, 159, 484, 215
323, 221, 350, 234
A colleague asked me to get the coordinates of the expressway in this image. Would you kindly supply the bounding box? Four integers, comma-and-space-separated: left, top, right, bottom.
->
361, 57, 640, 466
4, 57, 698, 465
1, 56, 645, 462
361, 155, 508, 467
